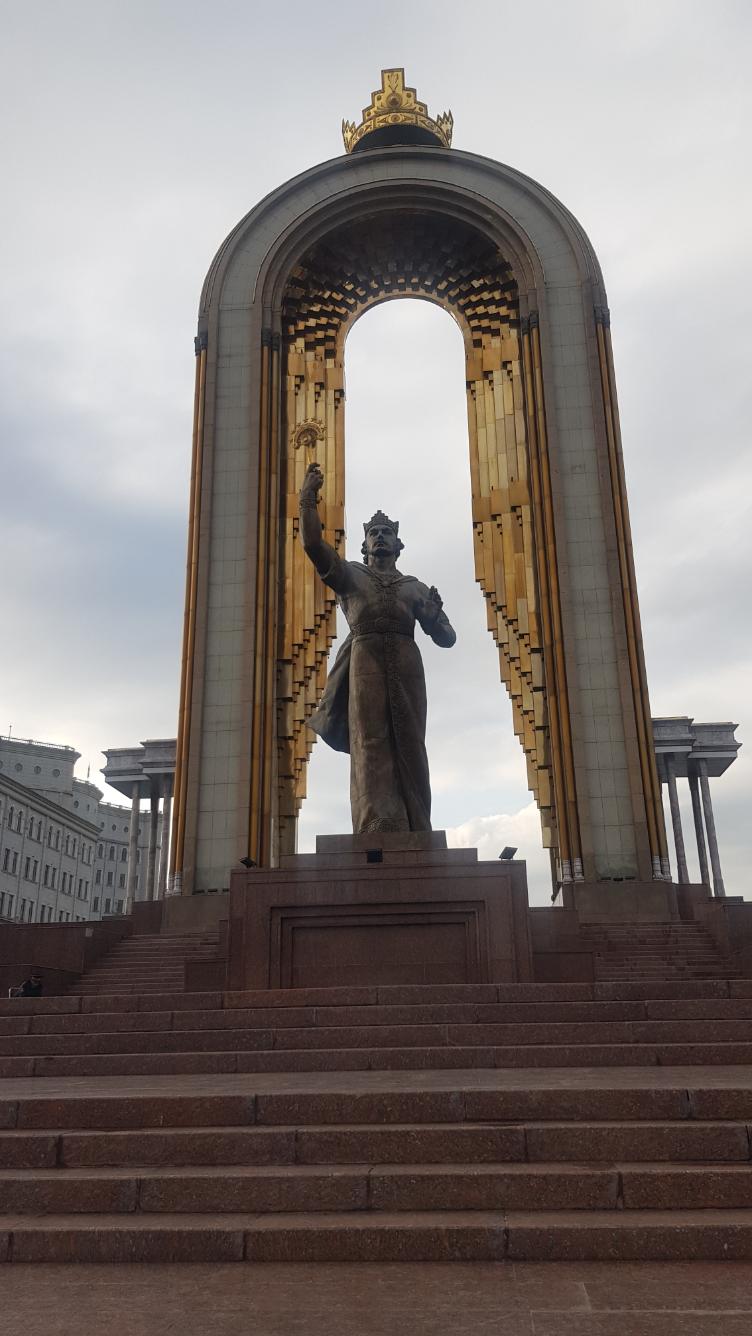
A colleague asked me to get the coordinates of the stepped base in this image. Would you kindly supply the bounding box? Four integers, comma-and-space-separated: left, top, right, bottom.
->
1, 1067, 752, 1263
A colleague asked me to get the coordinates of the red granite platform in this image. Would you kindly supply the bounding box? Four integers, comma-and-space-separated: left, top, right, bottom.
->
1, 1260, 751, 1333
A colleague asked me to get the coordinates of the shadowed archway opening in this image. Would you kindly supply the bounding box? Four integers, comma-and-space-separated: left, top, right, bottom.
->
296, 297, 552, 893
277, 206, 568, 877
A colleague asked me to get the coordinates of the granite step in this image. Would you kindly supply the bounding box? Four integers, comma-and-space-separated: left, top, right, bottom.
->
3, 1015, 752, 1054
6, 996, 752, 1035
6, 1041, 752, 1079
6, 1042, 752, 1080
20, 978, 744, 1013
1, 1121, 750, 1168
3, 1161, 751, 1214
2, 1077, 748, 1128
0, 1162, 626, 1214
4, 1208, 752, 1262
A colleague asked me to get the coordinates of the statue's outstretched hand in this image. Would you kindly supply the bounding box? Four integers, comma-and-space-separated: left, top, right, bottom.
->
428, 586, 444, 611
300, 462, 324, 501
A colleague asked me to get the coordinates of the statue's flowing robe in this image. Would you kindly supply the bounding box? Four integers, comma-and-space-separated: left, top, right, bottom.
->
308, 553, 454, 834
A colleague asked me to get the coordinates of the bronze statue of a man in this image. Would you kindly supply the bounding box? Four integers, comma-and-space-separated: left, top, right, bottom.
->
299, 461, 456, 835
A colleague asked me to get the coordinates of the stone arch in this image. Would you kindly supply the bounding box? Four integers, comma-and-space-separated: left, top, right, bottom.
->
171, 147, 668, 896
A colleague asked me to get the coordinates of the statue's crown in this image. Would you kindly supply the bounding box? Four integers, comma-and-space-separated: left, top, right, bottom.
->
342, 68, 453, 155
363, 510, 399, 537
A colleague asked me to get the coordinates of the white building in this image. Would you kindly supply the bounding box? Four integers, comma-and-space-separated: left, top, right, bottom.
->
0, 735, 162, 923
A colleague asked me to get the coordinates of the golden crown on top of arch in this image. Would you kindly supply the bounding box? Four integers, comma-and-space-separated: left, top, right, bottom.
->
342, 68, 453, 154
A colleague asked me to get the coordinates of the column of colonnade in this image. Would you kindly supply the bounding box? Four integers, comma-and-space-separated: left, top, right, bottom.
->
125, 778, 175, 910
661, 756, 726, 897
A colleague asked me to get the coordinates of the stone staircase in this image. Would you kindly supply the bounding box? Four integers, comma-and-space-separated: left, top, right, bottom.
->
3, 978, 752, 1079
579, 922, 736, 981
67, 931, 221, 996
0, 973, 752, 1261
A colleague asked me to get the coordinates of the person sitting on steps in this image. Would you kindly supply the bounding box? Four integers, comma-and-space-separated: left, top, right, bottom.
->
8, 970, 43, 998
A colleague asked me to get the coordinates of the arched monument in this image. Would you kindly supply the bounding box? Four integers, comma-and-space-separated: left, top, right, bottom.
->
170, 69, 669, 900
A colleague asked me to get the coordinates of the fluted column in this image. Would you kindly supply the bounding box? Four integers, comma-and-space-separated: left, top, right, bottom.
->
688, 771, 711, 889
698, 759, 726, 898
666, 757, 689, 884
146, 786, 159, 902
125, 786, 141, 913
157, 779, 172, 900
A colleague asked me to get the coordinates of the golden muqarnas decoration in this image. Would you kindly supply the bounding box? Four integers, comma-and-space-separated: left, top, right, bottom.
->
342, 68, 453, 154
290, 419, 325, 452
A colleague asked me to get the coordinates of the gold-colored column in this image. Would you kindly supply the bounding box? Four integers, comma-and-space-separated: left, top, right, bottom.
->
171, 334, 207, 885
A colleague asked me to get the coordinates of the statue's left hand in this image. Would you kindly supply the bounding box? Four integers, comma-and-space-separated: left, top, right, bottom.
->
300, 461, 324, 501
428, 586, 444, 611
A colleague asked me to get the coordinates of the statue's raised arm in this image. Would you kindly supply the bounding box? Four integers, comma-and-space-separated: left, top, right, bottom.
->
299, 462, 339, 580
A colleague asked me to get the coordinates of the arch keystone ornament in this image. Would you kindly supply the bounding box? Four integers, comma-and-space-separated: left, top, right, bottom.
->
170, 70, 668, 900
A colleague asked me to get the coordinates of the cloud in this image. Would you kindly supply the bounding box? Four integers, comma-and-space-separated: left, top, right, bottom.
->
447, 806, 553, 907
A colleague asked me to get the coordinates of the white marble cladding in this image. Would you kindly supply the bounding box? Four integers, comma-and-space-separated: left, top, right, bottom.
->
191, 147, 643, 886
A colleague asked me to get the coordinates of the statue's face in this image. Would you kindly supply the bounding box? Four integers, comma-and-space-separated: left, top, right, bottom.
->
366, 523, 399, 561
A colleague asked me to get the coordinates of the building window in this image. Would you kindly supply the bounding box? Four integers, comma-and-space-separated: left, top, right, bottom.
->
2, 849, 9, 872
104, 898, 111, 914
106, 871, 113, 887
95, 869, 101, 885
51, 867, 57, 889
11, 851, 18, 874
26, 901, 33, 922
27, 816, 34, 837
116, 899, 123, 914
32, 859, 38, 881
97, 843, 103, 857
15, 810, 23, 832
108, 845, 115, 861
93, 897, 100, 912
52, 768, 60, 778
35, 820, 42, 841
54, 831, 60, 850
24, 856, 31, 880
118, 873, 125, 889
120, 848, 127, 863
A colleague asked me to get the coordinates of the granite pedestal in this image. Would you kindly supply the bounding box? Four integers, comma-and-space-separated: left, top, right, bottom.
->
227, 832, 532, 991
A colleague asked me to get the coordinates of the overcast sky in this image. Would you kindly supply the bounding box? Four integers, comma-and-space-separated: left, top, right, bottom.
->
1, 1, 749, 903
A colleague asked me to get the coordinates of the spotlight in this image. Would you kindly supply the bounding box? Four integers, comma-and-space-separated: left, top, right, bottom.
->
239, 857, 257, 868
498, 846, 518, 861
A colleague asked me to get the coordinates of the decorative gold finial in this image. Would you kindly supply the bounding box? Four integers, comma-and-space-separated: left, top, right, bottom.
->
290, 419, 325, 453
342, 68, 453, 154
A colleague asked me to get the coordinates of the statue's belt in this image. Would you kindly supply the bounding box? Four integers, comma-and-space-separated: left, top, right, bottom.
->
351, 619, 414, 639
